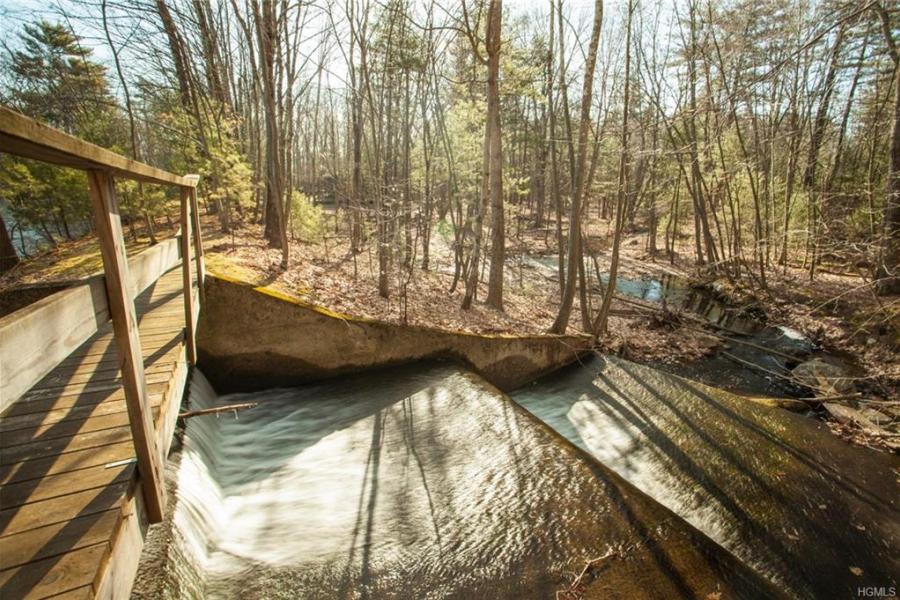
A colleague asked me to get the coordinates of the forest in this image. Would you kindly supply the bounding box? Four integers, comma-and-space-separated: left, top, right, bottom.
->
0, 0, 898, 376
2, 2, 900, 598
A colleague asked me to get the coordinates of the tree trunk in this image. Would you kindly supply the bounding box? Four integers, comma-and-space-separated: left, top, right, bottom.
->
254, 0, 288, 267
0, 212, 19, 274
485, 0, 505, 310
594, 0, 630, 338
875, 3, 900, 294
550, 0, 603, 333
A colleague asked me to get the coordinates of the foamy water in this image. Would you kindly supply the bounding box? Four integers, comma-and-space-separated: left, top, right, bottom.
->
157, 364, 777, 599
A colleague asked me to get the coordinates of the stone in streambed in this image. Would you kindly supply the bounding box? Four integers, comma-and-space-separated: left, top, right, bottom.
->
792, 358, 856, 397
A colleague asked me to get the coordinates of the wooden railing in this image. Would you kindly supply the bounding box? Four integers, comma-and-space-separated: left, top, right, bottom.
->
0, 106, 203, 523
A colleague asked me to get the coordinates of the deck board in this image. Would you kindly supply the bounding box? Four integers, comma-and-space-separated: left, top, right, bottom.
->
0, 266, 194, 599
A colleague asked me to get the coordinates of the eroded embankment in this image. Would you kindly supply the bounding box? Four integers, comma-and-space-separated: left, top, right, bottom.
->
512, 355, 900, 599
197, 273, 593, 392
141, 364, 779, 599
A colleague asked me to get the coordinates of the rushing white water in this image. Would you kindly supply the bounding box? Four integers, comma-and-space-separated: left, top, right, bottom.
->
158, 364, 777, 599
170, 366, 570, 598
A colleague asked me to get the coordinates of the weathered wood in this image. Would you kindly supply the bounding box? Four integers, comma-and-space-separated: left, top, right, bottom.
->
0, 280, 108, 414
156, 345, 189, 455
188, 183, 206, 301
0, 543, 108, 600
0, 442, 134, 486
94, 482, 149, 600
0, 464, 134, 508
0, 257, 193, 600
1, 411, 137, 448
0, 510, 119, 571
0, 482, 129, 536
20, 369, 176, 406
180, 187, 197, 364
0, 425, 133, 465
0, 236, 182, 412
87, 170, 165, 524
0, 106, 198, 187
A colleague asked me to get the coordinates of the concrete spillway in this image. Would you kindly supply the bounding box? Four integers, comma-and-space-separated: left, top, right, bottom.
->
511, 355, 900, 599
140, 364, 779, 599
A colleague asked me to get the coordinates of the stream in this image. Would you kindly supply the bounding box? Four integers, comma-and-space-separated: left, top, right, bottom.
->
511, 355, 899, 599
131, 258, 897, 599
525, 254, 859, 399
135, 360, 899, 599
137, 365, 778, 599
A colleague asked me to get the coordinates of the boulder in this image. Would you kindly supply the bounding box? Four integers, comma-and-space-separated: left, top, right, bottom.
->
792, 358, 856, 397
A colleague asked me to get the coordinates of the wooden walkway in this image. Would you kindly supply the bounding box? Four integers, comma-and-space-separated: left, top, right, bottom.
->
0, 266, 196, 599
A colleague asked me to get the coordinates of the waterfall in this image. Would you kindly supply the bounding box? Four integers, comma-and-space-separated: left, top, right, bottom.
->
166, 370, 227, 599
148, 363, 783, 599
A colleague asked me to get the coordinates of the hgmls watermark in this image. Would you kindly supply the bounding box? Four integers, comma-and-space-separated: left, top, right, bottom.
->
857, 586, 897, 598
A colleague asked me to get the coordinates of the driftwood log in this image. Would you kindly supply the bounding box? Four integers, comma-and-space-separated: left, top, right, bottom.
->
179, 402, 258, 419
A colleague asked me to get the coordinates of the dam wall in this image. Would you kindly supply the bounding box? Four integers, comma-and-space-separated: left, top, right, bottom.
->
197, 273, 593, 393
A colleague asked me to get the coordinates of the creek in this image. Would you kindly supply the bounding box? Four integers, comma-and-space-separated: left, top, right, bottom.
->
137, 365, 780, 599
526, 254, 861, 399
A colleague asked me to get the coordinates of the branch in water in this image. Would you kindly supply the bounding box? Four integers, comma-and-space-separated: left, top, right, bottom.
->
179, 402, 259, 419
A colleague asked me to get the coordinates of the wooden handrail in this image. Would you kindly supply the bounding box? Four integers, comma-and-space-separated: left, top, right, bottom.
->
88, 170, 167, 521
0, 106, 198, 187
0, 105, 203, 524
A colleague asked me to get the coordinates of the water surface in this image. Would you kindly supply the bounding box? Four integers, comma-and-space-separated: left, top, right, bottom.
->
512, 355, 900, 598
154, 364, 778, 599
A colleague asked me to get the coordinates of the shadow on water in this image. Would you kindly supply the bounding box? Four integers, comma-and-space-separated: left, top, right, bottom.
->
511, 355, 900, 599
151, 361, 781, 600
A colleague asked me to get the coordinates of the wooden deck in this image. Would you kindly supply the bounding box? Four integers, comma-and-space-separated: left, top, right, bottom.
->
0, 266, 196, 599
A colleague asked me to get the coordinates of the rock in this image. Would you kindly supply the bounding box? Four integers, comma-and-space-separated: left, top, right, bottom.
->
823, 403, 870, 426
792, 358, 856, 397
744, 395, 809, 412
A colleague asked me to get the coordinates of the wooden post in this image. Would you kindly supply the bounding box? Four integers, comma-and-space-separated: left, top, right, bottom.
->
180, 186, 197, 364
87, 170, 166, 523
185, 176, 205, 302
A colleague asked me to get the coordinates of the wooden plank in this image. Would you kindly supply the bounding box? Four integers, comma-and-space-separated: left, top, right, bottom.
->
50, 172, 162, 523
0, 406, 161, 449
0, 482, 128, 536
0, 280, 108, 414
1, 412, 133, 448
0, 543, 108, 600
189, 185, 205, 302
22, 370, 176, 404
60, 332, 184, 361
124, 237, 181, 298
0, 394, 164, 435
0, 238, 182, 412
0, 464, 134, 509
45, 347, 182, 385
94, 482, 148, 600
180, 187, 197, 364
0, 442, 134, 486
45, 586, 93, 599
0, 106, 196, 187
8, 384, 168, 418
0, 426, 133, 466
0, 510, 118, 571
59, 340, 181, 368
156, 345, 188, 456
32, 349, 182, 389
